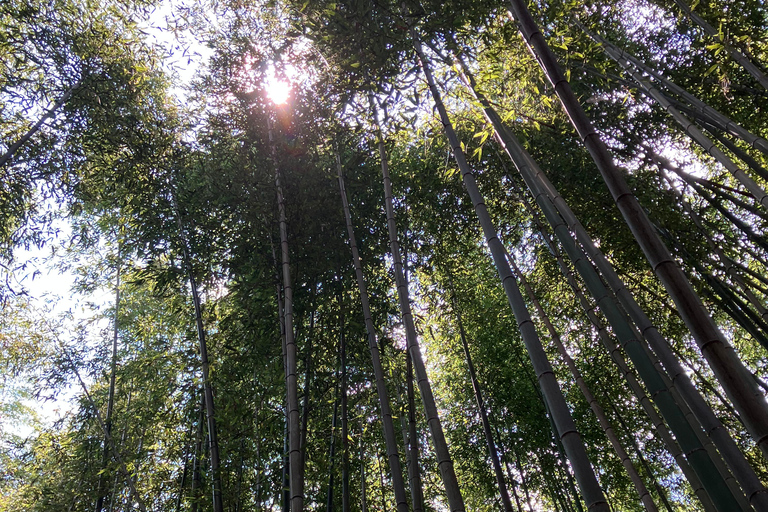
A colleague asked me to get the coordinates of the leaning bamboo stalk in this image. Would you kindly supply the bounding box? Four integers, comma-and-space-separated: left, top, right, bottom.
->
591, 37, 768, 209
413, 33, 609, 512
448, 283, 516, 512
506, 251, 659, 512
336, 150, 410, 512
655, 160, 768, 323
453, 55, 741, 511
578, 26, 768, 156
507, 2, 768, 473
667, 0, 768, 91
515, 146, 746, 511
171, 191, 224, 512
533, 217, 717, 512
0, 80, 82, 168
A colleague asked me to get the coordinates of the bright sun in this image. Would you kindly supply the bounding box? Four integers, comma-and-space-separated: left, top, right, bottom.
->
266, 77, 290, 105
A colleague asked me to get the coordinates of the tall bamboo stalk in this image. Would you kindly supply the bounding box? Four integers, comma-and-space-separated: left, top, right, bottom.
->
413, 33, 609, 512
533, 213, 717, 512
577, 25, 768, 156
448, 283, 515, 512
171, 191, 224, 512
454, 43, 768, 508
370, 86, 466, 509
268, 115, 303, 512
506, 3, 768, 473
335, 150, 410, 512
586, 30, 768, 208
506, 251, 660, 512
95, 250, 120, 512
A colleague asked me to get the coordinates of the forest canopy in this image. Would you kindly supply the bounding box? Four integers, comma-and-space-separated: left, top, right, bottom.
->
1, 0, 768, 511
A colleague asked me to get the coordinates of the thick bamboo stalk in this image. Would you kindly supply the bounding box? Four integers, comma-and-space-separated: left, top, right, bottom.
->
336, 151, 410, 512
507, 3, 768, 473
534, 217, 717, 512
506, 252, 659, 512
413, 33, 609, 512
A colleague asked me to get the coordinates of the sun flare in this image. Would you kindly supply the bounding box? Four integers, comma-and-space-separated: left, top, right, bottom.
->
266, 77, 290, 105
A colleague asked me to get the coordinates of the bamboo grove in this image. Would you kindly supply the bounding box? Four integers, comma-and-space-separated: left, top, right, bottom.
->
1, 0, 768, 510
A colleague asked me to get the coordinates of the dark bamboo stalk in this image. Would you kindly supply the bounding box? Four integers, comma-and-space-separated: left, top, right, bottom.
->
340, 296, 350, 512
414, 33, 609, 511
506, 2, 768, 472
95, 252, 120, 512
336, 150, 410, 512
578, 25, 768, 156
171, 195, 224, 512
327, 379, 339, 512
406, 351, 425, 512
448, 283, 515, 512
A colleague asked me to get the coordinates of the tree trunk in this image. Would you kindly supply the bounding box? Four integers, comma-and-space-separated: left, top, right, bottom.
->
336, 149, 410, 512
413, 32, 609, 512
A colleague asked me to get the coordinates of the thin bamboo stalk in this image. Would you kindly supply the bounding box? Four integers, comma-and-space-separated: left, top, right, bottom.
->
336, 150, 410, 512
